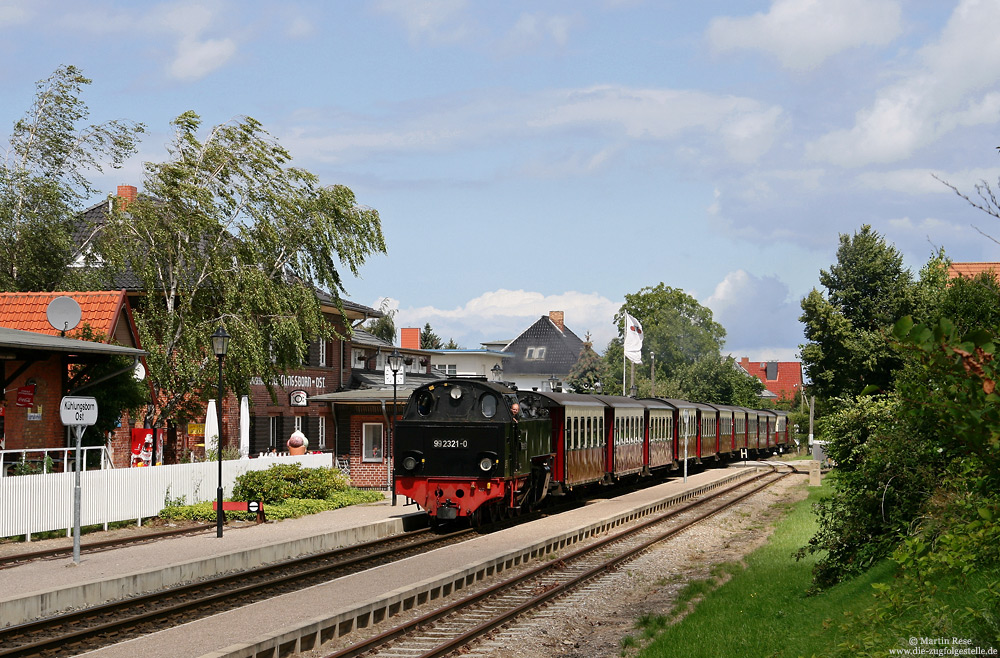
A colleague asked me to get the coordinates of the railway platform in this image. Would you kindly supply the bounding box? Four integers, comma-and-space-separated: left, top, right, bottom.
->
2, 465, 774, 658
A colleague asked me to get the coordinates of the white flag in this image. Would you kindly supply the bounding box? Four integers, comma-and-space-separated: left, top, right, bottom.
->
624, 313, 643, 364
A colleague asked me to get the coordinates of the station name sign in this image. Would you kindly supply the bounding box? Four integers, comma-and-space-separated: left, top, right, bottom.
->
60, 396, 99, 427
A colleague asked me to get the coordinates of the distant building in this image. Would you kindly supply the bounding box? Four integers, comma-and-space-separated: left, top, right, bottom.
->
948, 262, 1000, 280
501, 311, 585, 392
738, 357, 803, 402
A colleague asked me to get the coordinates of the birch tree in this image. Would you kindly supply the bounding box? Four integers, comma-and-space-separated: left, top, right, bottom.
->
0, 65, 143, 291
98, 111, 385, 424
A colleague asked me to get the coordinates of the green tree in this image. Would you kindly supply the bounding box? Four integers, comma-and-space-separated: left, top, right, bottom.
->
444, 338, 461, 349
602, 283, 729, 398
419, 322, 443, 349
675, 356, 765, 407
97, 111, 384, 425
799, 225, 913, 400
0, 65, 144, 292
66, 324, 149, 449
566, 340, 606, 393
364, 299, 396, 344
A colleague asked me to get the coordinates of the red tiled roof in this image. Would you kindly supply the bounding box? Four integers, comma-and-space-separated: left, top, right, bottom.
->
738, 357, 803, 401
0, 291, 129, 339
948, 262, 1000, 279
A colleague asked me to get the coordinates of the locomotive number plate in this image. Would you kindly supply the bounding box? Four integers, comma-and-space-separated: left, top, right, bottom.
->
433, 439, 469, 449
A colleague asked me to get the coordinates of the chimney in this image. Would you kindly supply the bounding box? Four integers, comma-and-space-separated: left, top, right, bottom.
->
117, 185, 138, 212
549, 311, 564, 331
401, 327, 420, 350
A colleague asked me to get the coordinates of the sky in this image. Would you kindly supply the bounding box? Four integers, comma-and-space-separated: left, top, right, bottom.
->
3, 0, 1000, 362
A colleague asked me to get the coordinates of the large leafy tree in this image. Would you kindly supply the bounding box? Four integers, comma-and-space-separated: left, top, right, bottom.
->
97, 111, 385, 425
0, 65, 144, 292
799, 225, 913, 400
601, 283, 757, 403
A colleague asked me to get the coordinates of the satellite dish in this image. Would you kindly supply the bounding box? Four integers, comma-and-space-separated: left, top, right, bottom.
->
46, 296, 82, 334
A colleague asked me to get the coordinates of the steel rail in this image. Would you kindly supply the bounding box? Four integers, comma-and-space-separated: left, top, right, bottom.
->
0, 524, 215, 569
0, 526, 474, 658
323, 467, 788, 658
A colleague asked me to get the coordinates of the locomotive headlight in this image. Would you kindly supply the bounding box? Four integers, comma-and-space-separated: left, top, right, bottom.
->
479, 457, 493, 472
402, 456, 418, 471
450, 386, 463, 400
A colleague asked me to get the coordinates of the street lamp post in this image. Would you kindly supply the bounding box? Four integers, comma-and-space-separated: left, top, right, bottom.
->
387, 348, 404, 507
211, 326, 230, 538
548, 374, 559, 392
491, 363, 503, 382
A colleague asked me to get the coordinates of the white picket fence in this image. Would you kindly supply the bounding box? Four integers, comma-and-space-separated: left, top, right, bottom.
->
0, 453, 333, 540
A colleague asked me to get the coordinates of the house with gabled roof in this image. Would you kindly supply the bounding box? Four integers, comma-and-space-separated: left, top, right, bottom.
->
738, 357, 802, 402
948, 262, 1000, 280
0, 290, 142, 348
0, 291, 146, 466
501, 311, 585, 392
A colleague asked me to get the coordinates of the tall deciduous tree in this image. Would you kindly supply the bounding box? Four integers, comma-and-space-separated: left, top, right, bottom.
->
799, 225, 913, 400
600, 283, 757, 403
97, 111, 384, 425
364, 299, 396, 344
0, 65, 144, 291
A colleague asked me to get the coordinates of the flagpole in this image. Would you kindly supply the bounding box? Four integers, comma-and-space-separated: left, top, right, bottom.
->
622, 313, 626, 395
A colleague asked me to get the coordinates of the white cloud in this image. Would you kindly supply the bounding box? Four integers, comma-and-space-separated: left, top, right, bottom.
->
284, 16, 316, 39
707, 0, 901, 71
391, 289, 621, 352
284, 85, 782, 168
373, 0, 472, 44
505, 13, 575, 49
807, 0, 1000, 166
168, 36, 237, 80
0, 1, 31, 27
703, 270, 803, 358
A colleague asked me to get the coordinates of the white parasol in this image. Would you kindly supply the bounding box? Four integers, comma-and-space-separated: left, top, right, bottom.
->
239, 396, 250, 458
205, 399, 219, 455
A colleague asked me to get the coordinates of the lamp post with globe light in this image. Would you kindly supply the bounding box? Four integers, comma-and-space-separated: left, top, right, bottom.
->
211, 327, 230, 538
387, 348, 404, 506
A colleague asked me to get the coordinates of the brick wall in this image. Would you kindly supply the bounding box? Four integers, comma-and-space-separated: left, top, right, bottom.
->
347, 412, 401, 489
1, 357, 66, 451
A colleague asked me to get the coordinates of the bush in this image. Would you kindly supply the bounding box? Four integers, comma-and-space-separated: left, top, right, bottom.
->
157, 490, 384, 522
797, 394, 940, 588
832, 472, 1000, 654
232, 463, 350, 503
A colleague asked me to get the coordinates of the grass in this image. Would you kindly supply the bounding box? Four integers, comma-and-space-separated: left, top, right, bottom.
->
634, 480, 896, 658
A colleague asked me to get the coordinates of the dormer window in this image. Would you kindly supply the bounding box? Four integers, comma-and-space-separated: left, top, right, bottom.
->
525, 347, 546, 360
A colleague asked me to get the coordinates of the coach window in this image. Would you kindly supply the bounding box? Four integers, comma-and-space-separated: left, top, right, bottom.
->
363, 423, 384, 462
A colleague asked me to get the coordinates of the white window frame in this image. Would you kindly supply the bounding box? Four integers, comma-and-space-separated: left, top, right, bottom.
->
269, 416, 280, 449
294, 415, 303, 432
318, 416, 326, 450
319, 338, 327, 367
363, 423, 384, 462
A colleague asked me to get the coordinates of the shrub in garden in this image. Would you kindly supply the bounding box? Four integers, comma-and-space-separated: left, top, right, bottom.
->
232, 463, 349, 503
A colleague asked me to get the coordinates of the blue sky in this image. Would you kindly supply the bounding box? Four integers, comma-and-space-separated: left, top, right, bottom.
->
3, 0, 1000, 361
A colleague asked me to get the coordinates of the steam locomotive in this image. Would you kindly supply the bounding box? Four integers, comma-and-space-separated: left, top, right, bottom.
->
393, 378, 789, 525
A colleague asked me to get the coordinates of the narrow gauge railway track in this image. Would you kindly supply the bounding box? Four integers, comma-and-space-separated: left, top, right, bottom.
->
0, 526, 474, 658
0, 524, 215, 569
324, 468, 790, 658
